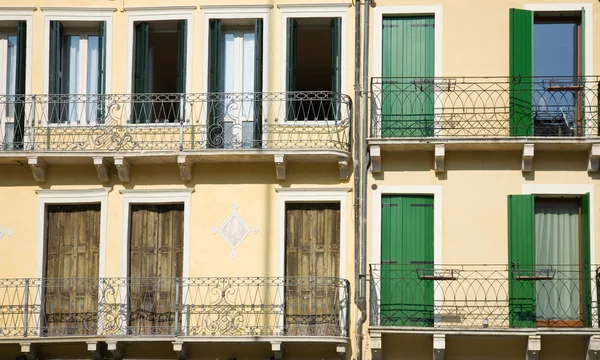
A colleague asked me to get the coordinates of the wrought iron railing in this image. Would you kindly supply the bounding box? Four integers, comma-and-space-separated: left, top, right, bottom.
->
0, 277, 350, 338
369, 264, 600, 329
0, 92, 351, 152
370, 76, 600, 138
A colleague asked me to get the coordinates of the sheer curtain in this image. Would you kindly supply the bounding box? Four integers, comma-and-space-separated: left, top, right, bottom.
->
6, 36, 16, 119
86, 35, 99, 124
66, 36, 80, 123
535, 200, 580, 321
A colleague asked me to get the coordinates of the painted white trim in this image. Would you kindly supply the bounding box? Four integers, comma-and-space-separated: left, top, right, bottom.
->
372, 5, 443, 79
371, 185, 443, 325
125, 8, 194, 94
524, 3, 593, 78
278, 4, 349, 94
200, 5, 270, 95
41, 9, 114, 97
0, 8, 33, 95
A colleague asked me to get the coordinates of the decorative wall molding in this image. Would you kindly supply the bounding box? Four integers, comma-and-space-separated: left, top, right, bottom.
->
0, 226, 13, 239
212, 203, 259, 258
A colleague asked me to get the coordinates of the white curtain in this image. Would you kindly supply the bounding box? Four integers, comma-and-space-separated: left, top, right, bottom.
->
535, 201, 580, 321
6, 35, 17, 119
67, 36, 80, 123
86, 35, 99, 124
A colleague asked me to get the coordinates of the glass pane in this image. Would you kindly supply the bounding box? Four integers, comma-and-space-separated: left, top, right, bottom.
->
222, 33, 235, 93
6, 35, 17, 118
86, 35, 99, 123
3, 122, 14, 149
66, 35, 80, 123
242, 32, 255, 117
223, 121, 233, 148
242, 120, 253, 148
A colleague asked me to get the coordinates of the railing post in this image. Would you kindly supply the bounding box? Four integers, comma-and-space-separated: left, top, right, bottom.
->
30, 95, 36, 150
179, 94, 185, 151
174, 277, 180, 336
23, 279, 29, 337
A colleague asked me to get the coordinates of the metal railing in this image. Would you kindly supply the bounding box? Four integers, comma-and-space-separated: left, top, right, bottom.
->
0, 92, 351, 152
0, 277, 350, 338
369, 264, 599, 329
371, 76, 600, 138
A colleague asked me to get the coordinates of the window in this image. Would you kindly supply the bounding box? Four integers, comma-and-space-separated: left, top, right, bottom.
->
0, 21, 26, 148
48, 21, 106, 125
507, 194, 592, 328
509, 8, 586, 137
207, 19, 263, 148
131, 20, 187, 124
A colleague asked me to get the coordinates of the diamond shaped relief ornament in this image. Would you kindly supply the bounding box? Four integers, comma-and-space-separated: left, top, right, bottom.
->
0, 226, 13, 239
212, 203, 259, 258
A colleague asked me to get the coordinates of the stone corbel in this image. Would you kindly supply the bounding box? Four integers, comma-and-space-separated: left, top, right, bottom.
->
526, 335, 541, 360
370, 332, 382, 360
336, 345, 347, 360
274, 155, 286, 180
587, 144, 600, 173
93, 157, 110, 182
433, 334, 445, 360
338, 157, 349, 180
177, 155, 193, 181
522, 144, 534, 172
434, 144, 445, 173
173, 341, 187, 360
87, 341, 107, 360
587, 335, 600, 360
114, 157, 131, 183
19, 343, 38, 360
370, 145, 382, 173
271, 341, 283, 360
106, 340, 124, 360
27, 157, 46, 183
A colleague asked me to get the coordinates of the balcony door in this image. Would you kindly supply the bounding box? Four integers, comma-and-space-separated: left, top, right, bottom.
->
285, 203, 340, 336
380, 195, 434, 327
128, 203, 184, 335
44, 204, 101, 336
381, 16, 434, 138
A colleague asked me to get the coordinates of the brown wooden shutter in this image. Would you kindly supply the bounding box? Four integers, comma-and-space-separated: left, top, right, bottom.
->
128, 204, 184, 335
45, 204, 101, 336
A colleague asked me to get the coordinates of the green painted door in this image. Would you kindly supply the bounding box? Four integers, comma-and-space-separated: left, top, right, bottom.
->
381, 16, 434, 138
381, 195, 434, 327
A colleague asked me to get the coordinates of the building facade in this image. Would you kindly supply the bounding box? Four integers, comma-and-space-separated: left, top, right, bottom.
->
2, 0, 600, 360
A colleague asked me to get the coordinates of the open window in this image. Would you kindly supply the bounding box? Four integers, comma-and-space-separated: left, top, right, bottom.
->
48, 21, 106, 125
509, 8, 586, 136
207, 19, 263, 148
285, 17, 341, 122
131, 20, 187, 124
0, 21, 26, 148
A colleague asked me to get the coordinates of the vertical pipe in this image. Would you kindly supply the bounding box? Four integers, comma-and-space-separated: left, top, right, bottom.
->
23, 279, 29, 337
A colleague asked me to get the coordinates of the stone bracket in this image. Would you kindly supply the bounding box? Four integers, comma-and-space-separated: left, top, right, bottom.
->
93, 157, 110, 182
274, 155, 286, 180
526, 335, 541, 360
587, 335, 600, 360
336, 344, 347, 360
28, 157, 46, 183
173, 340, 187, 360
338, 157, 349, 180
178, 155, 193, 181
370, 332, 382, 360
271, 341, 283, 360
588, 144, 600, 172
433, 334, 446, 360
434, 144, 445, 173
114, 157, 131, 183
522, 144, 534, 172
106, 340, 125, 360
87, 341, 107, 360
19, 343, 38, 360
370, 145, 382, 173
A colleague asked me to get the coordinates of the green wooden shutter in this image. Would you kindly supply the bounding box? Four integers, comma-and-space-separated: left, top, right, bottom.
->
286, 18, 297, 121
381, 195, 434, 327
330, 17, 341, 122
509, 9, 533, 136
49, 21, 63, 123
253, 18, 263, 148
581, 192, 592, 326
133, 22, 150, 123
579, 8, 585, 136
507, 194, 536, 328
207, 19, 222, 148
175, 20, 187, 123
97, 21, 106, 123
13, 20, 26, 147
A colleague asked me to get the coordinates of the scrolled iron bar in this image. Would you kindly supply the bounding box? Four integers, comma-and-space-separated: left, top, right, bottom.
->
371, 76, 600, 138
369, 263, 600, 329
0, 92, 351, 152
0, 277, 349, 338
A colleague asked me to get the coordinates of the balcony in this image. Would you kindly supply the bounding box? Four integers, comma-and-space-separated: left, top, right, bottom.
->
0, 92, 352, 180
369, 77, 600, 155
0, 276, 349, 346
369, 264, 599, 335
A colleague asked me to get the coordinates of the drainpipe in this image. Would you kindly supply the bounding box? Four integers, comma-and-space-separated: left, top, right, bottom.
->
353, 1, 364, 360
